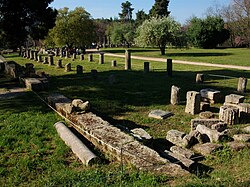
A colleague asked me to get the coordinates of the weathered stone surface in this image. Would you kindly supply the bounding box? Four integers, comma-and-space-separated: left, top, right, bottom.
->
237, 77, 247, 93
219, 105, 239, 125
191, 119, 223, 131
170, 146, 195, 159
24, 78, 43, 91
242, 126, 250, 133
200, 88, 222, 104
224, 103, 250, 122
166, 130, 186, 147
149, 110, 173, 119
196, 74, 204, 83
144, 62, 149, 73
99, 53, 104, 64
211, 122, 227, 132
72, 53, 76, 59
182, 134, 198, 148
111, 60, 117, 67
65, 63, 71, 72
57, 59, 63, 68
225, 94, 245, 104
233, 134, 250, 142
170, 85, 180, 105
88, 54, 93, 62
185, 91, 201, 115
131, 128, 152, 143
196, 124, 225, 142
48, 54, 54, 66
47, 93, 189, 176
189, 130, 208, 143
199, 111, 214, 119
226, 141, 249, 151
200, 102, 210, 111
72, 99, 90, 111
192, 143, 223, 156
125, 49, 131, 70
76, 65, 83, 74
162, 150, 195, 170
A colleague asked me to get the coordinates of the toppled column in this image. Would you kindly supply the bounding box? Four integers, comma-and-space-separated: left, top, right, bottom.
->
170, 85, 180, 105
54, 122, 98, 166
196, 74, 204, 83
237, 77, 247, 93
219, 106, 239, 125
125, 49, 131, 70
185, 91, 201, 115
144, 62, 149, 73
196, 124, 225, 142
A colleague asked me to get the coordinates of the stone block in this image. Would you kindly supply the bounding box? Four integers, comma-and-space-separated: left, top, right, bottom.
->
170, 146, 195, 159
242, 125, 250, 133
233, 134, 250, 142
192, 143, 223, 156
166, 130, 186, 147
112, 60, 117, 67
199, 111, 214, 119
191, 118, 223, 131
200, 88, 222, 104
237, 77, 247, 93
196, 124, 226, 142
226, 141, 249, 151
170, 85, 180, 105
149, 110, 173, 119
65, 63, 71, 72
76, 65, 83, 74
131, 128, 152, 143
24, 78, 43, 91
225, 94, 245, 104
211, 122, 227, 132
185, 91, 201, 115
219, 105, 239, 125
125, 49, 131, 70
196, 74, 204, 83
72, 99, 90, 111
200, 102, 210, 111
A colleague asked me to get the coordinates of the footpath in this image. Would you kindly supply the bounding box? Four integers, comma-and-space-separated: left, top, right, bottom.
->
104, 53, 250, 71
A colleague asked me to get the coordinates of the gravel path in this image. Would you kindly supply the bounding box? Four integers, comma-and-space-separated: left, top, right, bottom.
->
104, 53, 250, 71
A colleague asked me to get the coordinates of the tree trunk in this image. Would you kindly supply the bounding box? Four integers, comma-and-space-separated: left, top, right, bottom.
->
160, 46, 165, 55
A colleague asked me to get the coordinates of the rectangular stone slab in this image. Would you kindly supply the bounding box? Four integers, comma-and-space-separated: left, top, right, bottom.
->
148, 110, 173, 119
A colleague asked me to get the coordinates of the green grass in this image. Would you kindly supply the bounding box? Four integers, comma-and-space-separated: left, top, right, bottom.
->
1, 52, 250, 186
102, 47, 250, 67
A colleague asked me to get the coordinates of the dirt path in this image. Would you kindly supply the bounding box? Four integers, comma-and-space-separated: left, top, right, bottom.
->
104, 53, 250, 71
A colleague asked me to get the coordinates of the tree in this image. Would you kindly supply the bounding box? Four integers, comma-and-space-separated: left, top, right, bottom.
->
119, 1, 134, 22
135, 10, 148, 26
149, 0, 170, 18
94, 18, 112, 47
221, 0, 250, 47
187, 16, 230, 48
0, 0, 57, 49
107, 22, 135, 48
135, 17, 180, 55
46, 7, 96, 49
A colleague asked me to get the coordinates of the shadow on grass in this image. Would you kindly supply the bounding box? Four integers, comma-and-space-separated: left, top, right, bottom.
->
101, 48, 159, 54
167, 52, 232, 58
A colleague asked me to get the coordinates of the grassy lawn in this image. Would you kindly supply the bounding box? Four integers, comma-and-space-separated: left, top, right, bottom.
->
1, 52, 250, 186
101, 47, 250, 67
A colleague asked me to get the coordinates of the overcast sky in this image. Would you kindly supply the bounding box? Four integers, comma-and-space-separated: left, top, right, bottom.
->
50, 0, 232, 24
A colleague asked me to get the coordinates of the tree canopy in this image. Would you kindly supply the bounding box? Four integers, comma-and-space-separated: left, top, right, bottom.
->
187, 16, 230, 48
149, 0, 170, 18
45, 7, 96, 49
0, 0, 57, 49
119, 1, 134, 22
135, 16, 180, 55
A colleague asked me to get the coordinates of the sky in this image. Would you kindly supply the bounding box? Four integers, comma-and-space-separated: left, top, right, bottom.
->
50, 0, 232, 24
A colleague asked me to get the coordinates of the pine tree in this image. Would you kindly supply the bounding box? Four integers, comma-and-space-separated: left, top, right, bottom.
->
149, 0, 170, 18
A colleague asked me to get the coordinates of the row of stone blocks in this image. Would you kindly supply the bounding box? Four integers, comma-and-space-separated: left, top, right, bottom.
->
47, 93, 189, 176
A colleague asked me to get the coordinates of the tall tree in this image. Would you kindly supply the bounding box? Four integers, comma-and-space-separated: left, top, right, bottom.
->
45, 7, 96, 49
119, 1, 134, 22
187, 16, 230, 48
0, 0, 57, 49
135, 16, 180, 55
135, 10, 148, 26
149, 0, 170, 18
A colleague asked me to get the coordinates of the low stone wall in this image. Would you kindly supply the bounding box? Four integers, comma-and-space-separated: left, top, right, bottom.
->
47, 93, 189, 176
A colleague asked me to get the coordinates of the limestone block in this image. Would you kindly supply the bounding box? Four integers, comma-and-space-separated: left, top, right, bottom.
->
88, 54, 93, 62
72, 99, 90, 111
211, 122, 227, 132
199, 111, 214, 119
200, 88, 222, 104
226, 141, 249, 151
242, 126, 250, 133
125, 49, 131, 70
170, 85, 180, 105
191, 119, 223, 131
112, 60, 117, 67
185, 91, 201, 115
196, 73, 204, 83
200, 102, 210, 111
166, 130, 186, 147
170, 146, 195, 159
233, 134, 250, 142
131, 128, 152, 143
237, 77, 247, 93
149, 110, 173, 119
65, 63, 71, 72
196, 124, 225, 142
225, 94, 245, 104
219, 106, 239, 125
192, 143, 223, 156
24, 78, 43, 91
